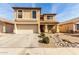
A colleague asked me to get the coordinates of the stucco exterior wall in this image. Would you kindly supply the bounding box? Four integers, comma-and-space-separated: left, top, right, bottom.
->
59, 23, 73, 33
14, 9, 40, 22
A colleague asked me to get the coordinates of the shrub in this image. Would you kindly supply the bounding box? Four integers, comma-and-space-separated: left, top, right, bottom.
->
42, 37, 49, 44
38, 33, 45, 38
38, 40, 43, 43
38, 33, 50, 44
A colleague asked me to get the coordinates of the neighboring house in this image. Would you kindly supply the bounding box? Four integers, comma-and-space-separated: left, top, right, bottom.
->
0, 18, 14, 33
59, 17, 79, 33
13, 7, 58, 34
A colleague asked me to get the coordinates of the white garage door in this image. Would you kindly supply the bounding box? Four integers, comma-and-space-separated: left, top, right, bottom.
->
16, 24, 38, 34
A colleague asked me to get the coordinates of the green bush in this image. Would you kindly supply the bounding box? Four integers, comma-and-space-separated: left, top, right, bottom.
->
38, 37, 50, 44
38, 33, 49, 44
42, 37, 49, 44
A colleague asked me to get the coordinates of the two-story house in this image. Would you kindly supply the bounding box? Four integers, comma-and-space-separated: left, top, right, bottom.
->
13, 7, 41, 34
13, 7, 58, 34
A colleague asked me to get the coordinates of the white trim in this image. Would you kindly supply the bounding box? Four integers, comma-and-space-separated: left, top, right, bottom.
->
73, 24, 76, 32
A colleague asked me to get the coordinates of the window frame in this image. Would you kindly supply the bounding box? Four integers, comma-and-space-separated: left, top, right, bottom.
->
47, 16, 53, 20
32, 10, 36, 19
17, 9, 23, 19
76, 24, 79, 30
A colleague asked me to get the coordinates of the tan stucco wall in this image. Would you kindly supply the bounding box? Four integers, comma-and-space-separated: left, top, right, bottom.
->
14, 9, 40, 21
16, 24, 38, 34
59, 23, 73, 33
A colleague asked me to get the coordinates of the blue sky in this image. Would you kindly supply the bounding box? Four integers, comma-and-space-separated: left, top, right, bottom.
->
0, 3, 79, 22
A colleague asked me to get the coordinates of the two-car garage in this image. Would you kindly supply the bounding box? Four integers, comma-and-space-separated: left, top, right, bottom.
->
0, 18, 39, 34
16, 24, 38, 34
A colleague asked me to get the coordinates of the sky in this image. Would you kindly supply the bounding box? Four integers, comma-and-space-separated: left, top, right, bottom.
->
0, 3, 79, 22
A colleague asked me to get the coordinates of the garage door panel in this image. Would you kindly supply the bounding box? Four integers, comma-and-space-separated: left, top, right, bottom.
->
17, 24, 38, 34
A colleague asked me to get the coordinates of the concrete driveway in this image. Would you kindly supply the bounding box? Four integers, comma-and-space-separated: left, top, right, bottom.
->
0, 34, 39, 48
0, 33, 79, 55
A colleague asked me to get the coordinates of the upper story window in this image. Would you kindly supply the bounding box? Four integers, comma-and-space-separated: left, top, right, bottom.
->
17, 10, 22, 18
32, 11, 36, 19
47, 16, 53, 20
76, 24, 79, 30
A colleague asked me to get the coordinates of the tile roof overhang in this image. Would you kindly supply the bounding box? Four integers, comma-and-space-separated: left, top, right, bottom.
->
43, 14, 56, 16
12, 7, 41, 10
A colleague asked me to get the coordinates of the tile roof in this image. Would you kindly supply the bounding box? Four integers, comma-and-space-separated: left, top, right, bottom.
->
43, 14, 56, 16
12, 7, 41, 10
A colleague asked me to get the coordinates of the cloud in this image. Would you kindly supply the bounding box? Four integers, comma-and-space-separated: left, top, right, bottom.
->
51, 3, 61, 13
56, 4, 79, 22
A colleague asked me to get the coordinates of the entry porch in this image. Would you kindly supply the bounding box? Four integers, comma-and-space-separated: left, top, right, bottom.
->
40, 24, 56, 33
